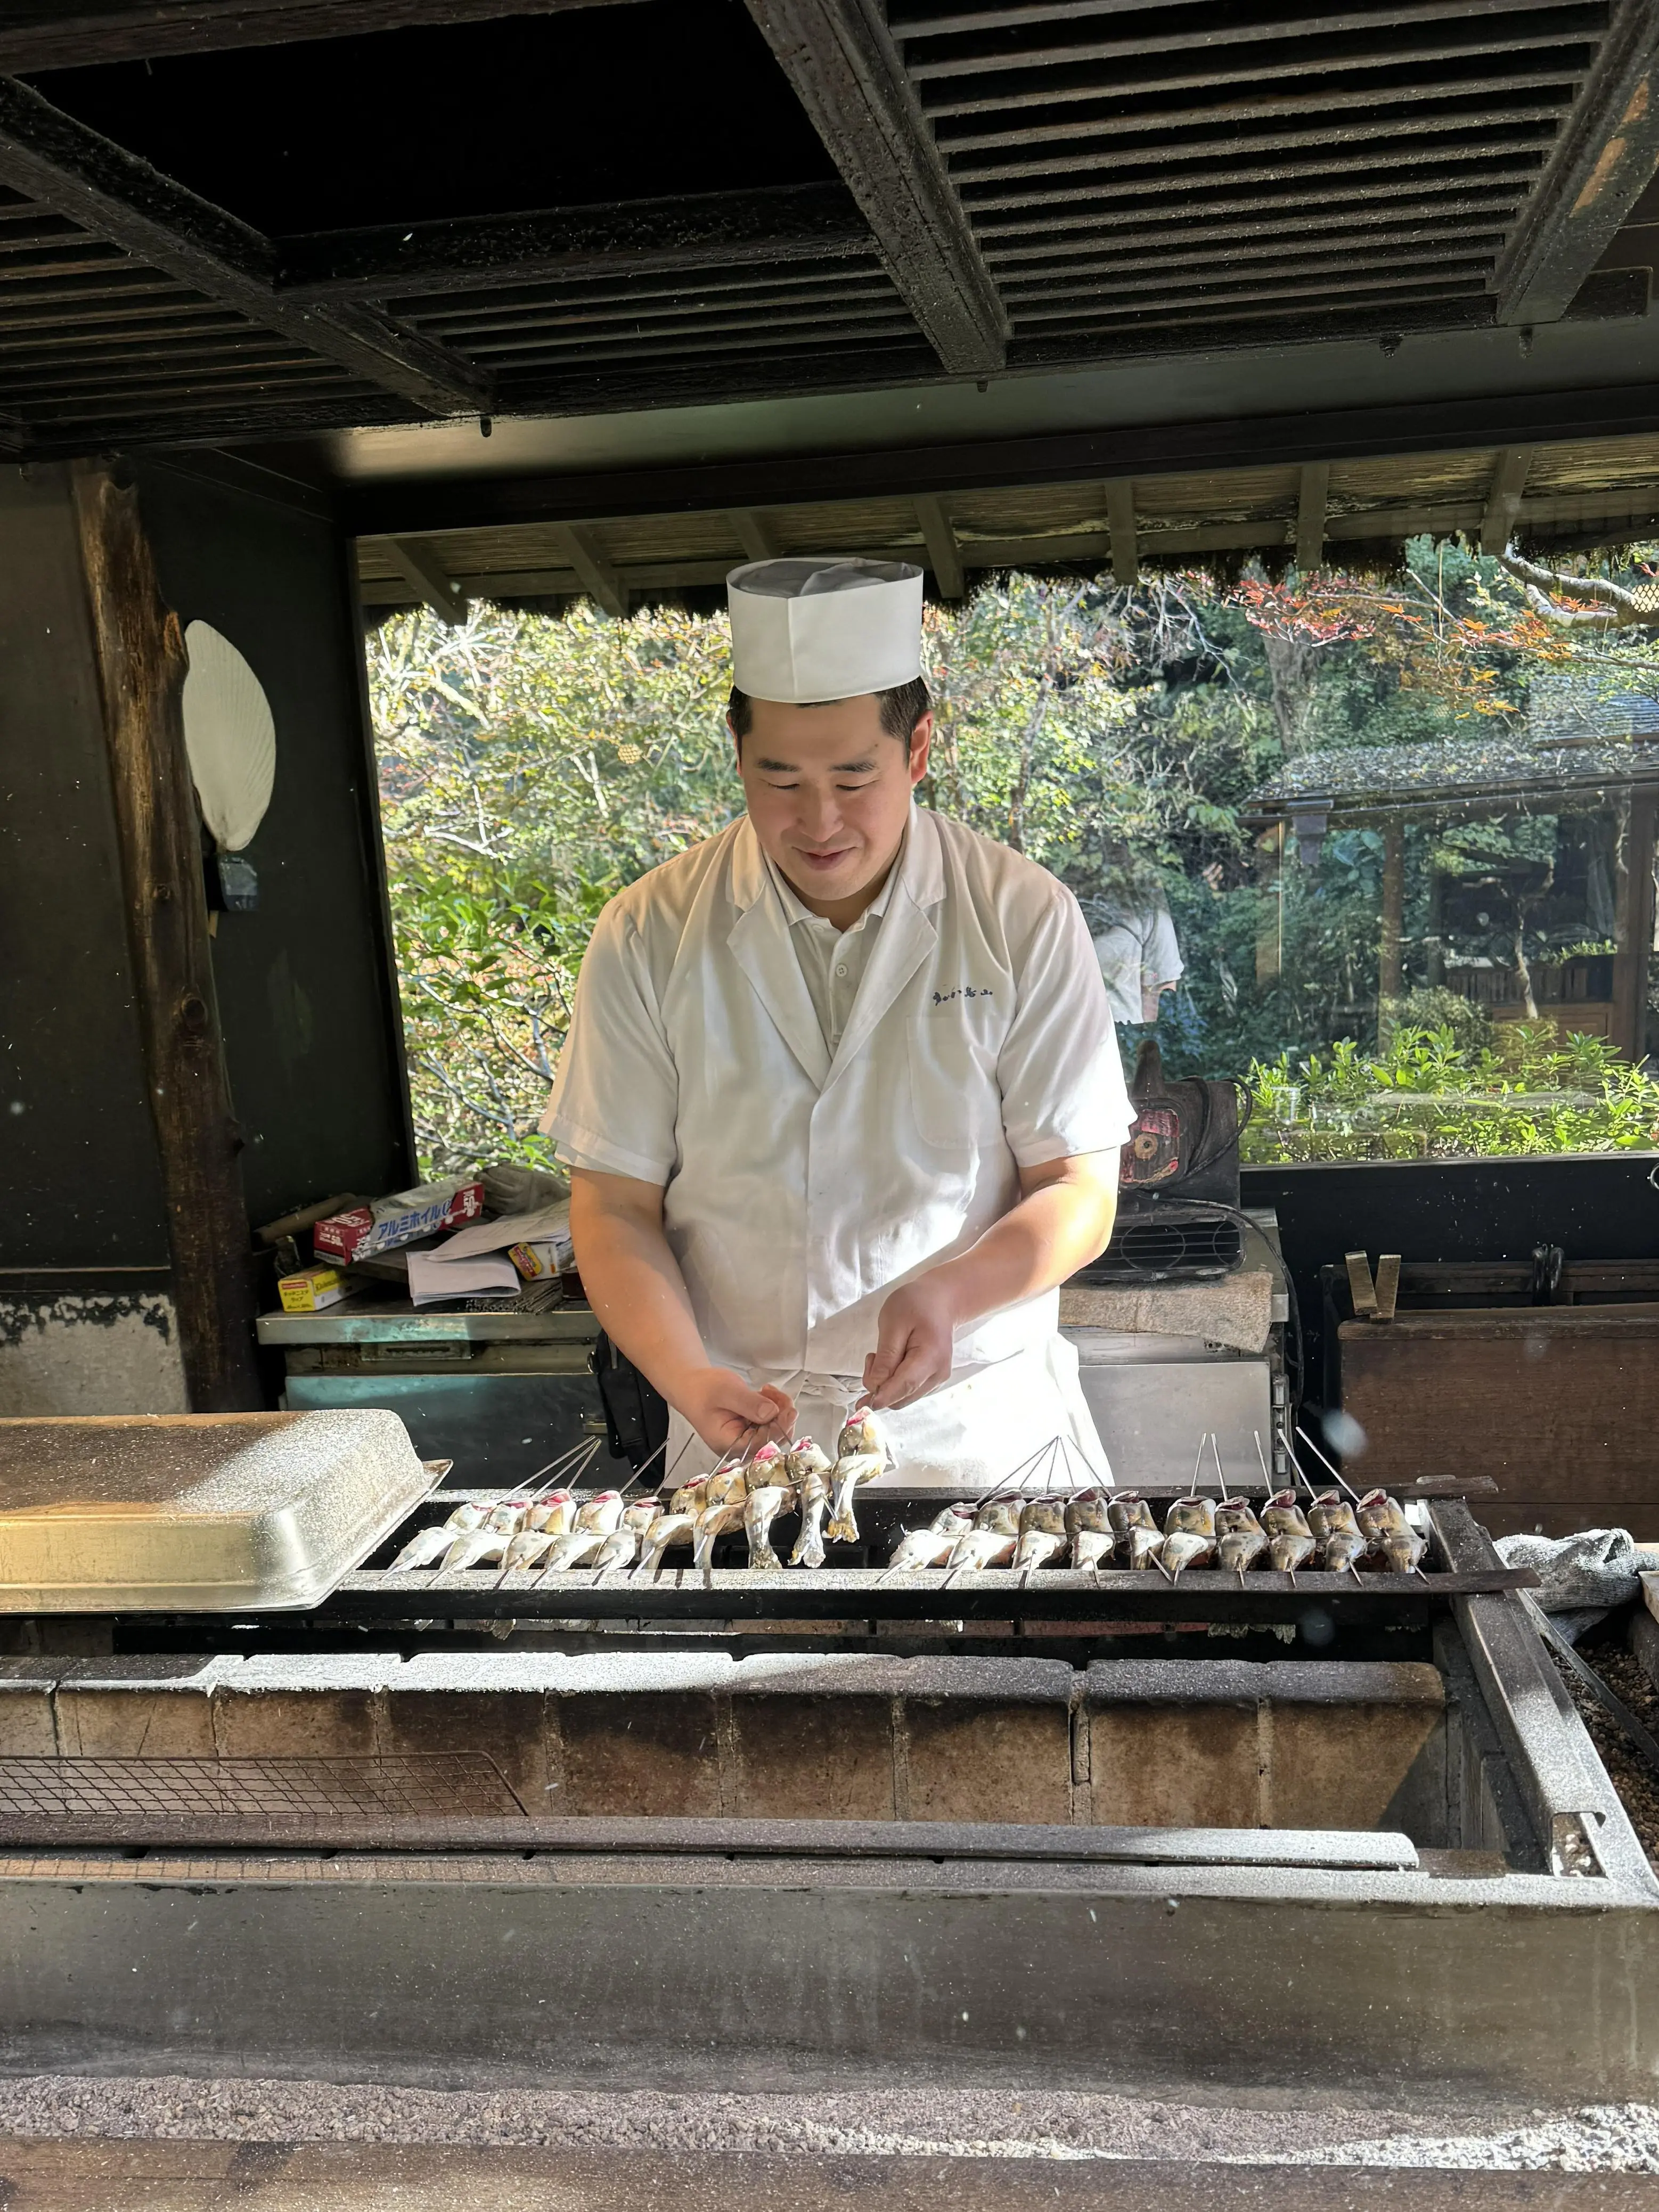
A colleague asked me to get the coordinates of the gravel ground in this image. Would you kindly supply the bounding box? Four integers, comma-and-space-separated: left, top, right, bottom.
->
1552, 1636, 1659, 1861
0, 2078, 1654, 2169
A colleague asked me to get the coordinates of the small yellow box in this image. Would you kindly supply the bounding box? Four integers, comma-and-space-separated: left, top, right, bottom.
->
278, 1264, 348, 1314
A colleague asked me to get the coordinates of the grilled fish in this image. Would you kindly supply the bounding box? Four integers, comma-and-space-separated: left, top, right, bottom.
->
704, 1464, 747, 1509
1159, 1529, 1215, 1578
1126, 1523, 1165, 1571
390, 1524, 453, 1572
1164, 1494, 1216, 1539
485, 1499, 531, 1535
1262, 1489, 1312, 1539
1375, 1526, 1426, 1573
540, 1490, 627, 1572
692, 1496, 749, 1571
439, 1529, 511, 1571
442, 1501, 487, 1533
945, 1497, 1021, 1573
1214, 1496, 1259, 1537
1066, 1490, 1114, 1571
635, 1510, 697, 1579
785, 1436, 832, 1484
885, 1504, 975, 1574
1216, 1521, 1268, 1576
826, 1452, 882, 1546
1267, 1528, 1317, 1573
503, 1527, 557, 1571
743, 1479, 796, 1570
1015, 1497, 1068, 1572
1108, 1493, 1157, 1539
1307, 1489, 1359, 1542
592, 1513, 657, 1575
836, 1411, 884, 1464
788, 1467, 831, 1567
527, 1490, 576, 1535
668, 1473, 710, 1519
1356, 1488, 1408, 1541
1321, 1527, 1370, 1574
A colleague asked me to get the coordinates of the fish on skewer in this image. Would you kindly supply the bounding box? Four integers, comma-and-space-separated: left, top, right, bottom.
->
1262, 1489, 1312, 1539
441, 1501, 487, 1534
692, 1495, 749, 1571
635, 1510, 697, 1580
1214, 1496, 1257, 1537
1356, 1487, 1409, 1541
503, 1526, 558, 1571
1164, 1493, 1216, 1539
1015, 1496, 1068, 1574
836, 1411, 882, 1463
743, 1468, 797, 1570
1268, 1528, 1316, 1575
826, 1452, 882, 1546
702, 1463, 747, 1509
1107, 1493, 1157, 1541
668, 1473, 710, 1520
390, 1523, 456, 1572
539, 1490, 627, 1574
1066, 1490, 1114, 1571
789, 1463, 832, 1568
592, 1503, 662, 1579
1374, 1525, 1427, 1574
882, 1503, 975, 1578
1321, 1524, 1372, 1576
439, 1528, 512, 1571
784, 1436, 831, 1486
484, 1499, 533, 1535
526, 1490, 576, 1535
945, 1497, 1020, 1576
1159, 1529, 1215, 1579
1307, 1489, 1360, 1543
1215, 1502, 1268, 1578
1126, 1523, 1165, 1571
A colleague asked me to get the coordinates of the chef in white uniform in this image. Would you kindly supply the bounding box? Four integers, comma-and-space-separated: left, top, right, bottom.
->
541, 556, 1133, 1488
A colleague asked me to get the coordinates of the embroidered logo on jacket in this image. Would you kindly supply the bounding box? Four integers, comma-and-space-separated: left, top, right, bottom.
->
931, 986, 995, 1005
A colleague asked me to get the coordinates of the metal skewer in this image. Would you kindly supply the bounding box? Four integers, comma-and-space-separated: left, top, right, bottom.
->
1294, 1422, 1364, 1502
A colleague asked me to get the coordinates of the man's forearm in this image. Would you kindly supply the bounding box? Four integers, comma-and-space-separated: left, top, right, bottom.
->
568, 1173, 709, 1402
926, 1159, 1118, 1328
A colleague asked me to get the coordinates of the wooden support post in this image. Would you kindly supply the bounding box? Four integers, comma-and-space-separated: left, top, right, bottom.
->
914, 494, 964, 600
1612, 791, 1658, 1060
1378, 817, 1405, 1042
383, 537, 469, 625
1480, 447, 1533, 554
72, 464, 260, 1411
728, 509, 778, 562
1105, 480, 1138, 586
1295, 462, 1328, 574
551, 523, 627, 618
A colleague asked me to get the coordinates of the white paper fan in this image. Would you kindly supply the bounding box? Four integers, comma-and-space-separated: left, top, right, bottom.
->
181, 620, 276, 853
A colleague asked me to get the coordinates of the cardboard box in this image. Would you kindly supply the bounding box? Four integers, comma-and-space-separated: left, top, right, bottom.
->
313, 1177, 485, 1264
277, 1265, 349, 1314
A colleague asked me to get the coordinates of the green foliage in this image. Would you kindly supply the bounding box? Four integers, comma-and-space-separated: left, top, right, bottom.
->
1242, 1022, 1659, 1162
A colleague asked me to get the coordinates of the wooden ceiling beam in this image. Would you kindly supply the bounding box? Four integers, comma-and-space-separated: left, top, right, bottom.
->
742, 0, 1007, 374
728, 510, 779, 561
379, 537, 469, 626
551, 522, 628, 618
1104, 478, 1138, 585
275, 184, 870, 304
1493, 0, 1659, 322
0, 1, 645, 71
0, 78, 491, 416
1295, 461, 1329, 572
1479, 445, 1533, 552
914, 493, 963, 597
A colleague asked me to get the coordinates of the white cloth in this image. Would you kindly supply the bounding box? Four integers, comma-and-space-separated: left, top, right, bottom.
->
765, 845, 895, 1052
728, 557, 923, 701
1092, 892, 1183, 1025
544, 804, 1133, 1481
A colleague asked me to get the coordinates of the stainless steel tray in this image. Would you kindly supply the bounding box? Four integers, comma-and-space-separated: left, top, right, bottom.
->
0, 1410, 440, 1611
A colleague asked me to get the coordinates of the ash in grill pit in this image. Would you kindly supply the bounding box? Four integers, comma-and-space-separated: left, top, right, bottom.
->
1550, 1631, 1659, 1864
0, 2078, 1657, 2170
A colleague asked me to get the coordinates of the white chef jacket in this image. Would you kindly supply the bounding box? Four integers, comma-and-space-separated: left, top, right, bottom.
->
543, 804, 1133, 1482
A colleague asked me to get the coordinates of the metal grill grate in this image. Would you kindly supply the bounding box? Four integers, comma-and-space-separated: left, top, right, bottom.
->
0, 1754, 527, 1833
1083, 1211, 1245, 1282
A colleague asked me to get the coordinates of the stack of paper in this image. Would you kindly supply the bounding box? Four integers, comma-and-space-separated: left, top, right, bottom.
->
402, 1203, 574, 1308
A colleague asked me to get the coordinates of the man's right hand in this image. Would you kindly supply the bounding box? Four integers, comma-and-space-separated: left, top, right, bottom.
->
675, 1366, 797, 1456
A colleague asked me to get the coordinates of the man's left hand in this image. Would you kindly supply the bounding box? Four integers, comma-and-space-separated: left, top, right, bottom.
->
861, 1275, 958, 1412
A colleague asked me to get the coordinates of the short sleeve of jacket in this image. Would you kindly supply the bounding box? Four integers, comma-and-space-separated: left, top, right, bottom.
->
538, 900, 679, 1183
999, 887, 1134, 1167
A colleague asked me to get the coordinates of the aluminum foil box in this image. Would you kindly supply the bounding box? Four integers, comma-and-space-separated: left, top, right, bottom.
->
0, 1411, 438, 1611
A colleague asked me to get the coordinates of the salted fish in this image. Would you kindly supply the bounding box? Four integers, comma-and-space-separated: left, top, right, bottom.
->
442, 1501, 487, 1533
1262, 1489, 1312, 1539
784, 1437, 832, 1484
1107, 1493, 1157, 1540
1216, 1522, 1268, 1576
1066, 1490, 1114, 1570
1164, 1495, 1216, 1539
1126, 1523, 1165, 1571
703, 1465, 747, 1509
1375, 1527, 1427, 1573
1015, 1497, 1068, 1572
485, 1500, 532, 1535
1306, 1490, 1359, 1542
668, 1474, 710, 1519
946, 1498, 1021, 1574
789, 1467, 832, 1568
1214, 1497, 1259, 1537
503, 1527, 557, 1571
636, 1510, 697, 1579
1158, 1529, 1215, 1578
692, 1496, 749, 1570
1356, 1488, 1409, 1541
540, 1491, 627, 1573
1267, 1529, 1316, 1573
592, 1512, 658, 1575
885, 1504, 974, 1574
836, 1411, 884, 1464
1321, 1526, 1371, 1574
527, 1491, 576, 1535
390, 1524, 454, 1572
439, 1529, 511, 1571
744, 1480, 797, 1570
826, 1452, 882, 1546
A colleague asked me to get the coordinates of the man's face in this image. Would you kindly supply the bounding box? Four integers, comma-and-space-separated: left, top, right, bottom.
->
735, 694, 933, 915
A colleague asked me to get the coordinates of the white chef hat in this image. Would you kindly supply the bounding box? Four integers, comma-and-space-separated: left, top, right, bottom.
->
728, 556, 924, 703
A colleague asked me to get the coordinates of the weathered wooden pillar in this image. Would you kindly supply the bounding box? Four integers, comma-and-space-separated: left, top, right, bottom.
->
1611, 791, 1658, 1062
72, 463, 260, 1410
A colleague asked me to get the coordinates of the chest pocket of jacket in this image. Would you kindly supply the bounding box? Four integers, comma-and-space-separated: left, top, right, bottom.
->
906, 1003, 1008, 1152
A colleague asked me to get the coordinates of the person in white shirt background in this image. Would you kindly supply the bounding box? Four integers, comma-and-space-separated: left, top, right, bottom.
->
541, 556, 1133, 1489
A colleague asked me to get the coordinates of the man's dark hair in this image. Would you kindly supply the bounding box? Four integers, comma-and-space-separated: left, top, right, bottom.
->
728, 677, 931, 752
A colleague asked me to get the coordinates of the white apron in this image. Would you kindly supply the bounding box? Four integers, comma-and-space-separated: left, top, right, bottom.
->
545, 806, 1133, 1492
